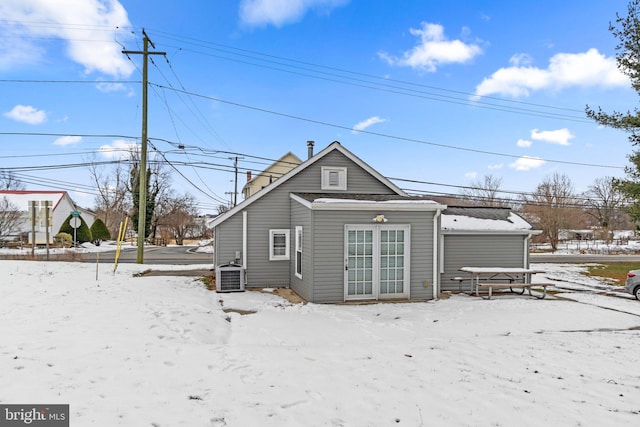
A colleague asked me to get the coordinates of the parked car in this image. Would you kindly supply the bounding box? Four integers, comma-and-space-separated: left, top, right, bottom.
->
625, 270, 640, 300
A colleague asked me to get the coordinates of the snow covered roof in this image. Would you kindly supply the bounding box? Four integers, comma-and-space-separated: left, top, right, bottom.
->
291, 193, 445, 211
441, 206, 536, 233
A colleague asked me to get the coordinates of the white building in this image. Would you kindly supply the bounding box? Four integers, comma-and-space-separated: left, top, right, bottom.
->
0, 190, 95, 244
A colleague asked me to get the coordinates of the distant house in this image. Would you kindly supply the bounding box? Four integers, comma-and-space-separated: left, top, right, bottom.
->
241, 151, 302, 199
559, 229, 595, 241
0, 190, 95, 244
211, 142, 539, 303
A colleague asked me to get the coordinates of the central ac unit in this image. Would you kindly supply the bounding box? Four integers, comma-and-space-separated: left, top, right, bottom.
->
215, 263, 245, 292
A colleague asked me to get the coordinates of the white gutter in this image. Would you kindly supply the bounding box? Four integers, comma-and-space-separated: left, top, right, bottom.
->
433, 208, 442, 300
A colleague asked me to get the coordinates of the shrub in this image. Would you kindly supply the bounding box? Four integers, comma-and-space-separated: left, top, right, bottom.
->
58, 215, 92, 243
55, 232, 73, 247
90, 218, 111, 241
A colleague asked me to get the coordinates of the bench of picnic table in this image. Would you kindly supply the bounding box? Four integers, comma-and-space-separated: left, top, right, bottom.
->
477, 283, 551, 300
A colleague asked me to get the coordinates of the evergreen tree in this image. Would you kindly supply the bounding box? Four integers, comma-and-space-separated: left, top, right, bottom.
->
90, 218, 111, 241
59, 215, 92, 243
587, 0, 640, 221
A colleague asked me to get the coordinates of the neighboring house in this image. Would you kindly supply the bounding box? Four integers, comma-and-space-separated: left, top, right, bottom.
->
0, 190, 95, 244
439, 206, 540, 292
559, 229, 595, 241
212, 141, 446, 303
241, 151, 302, 199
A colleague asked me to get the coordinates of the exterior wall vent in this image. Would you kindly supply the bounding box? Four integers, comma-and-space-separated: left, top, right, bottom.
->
215, 263, 245, 292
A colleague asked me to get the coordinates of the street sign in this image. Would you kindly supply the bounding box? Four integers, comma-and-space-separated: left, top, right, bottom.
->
70, 217, 81, 229
71, 211, 81, 217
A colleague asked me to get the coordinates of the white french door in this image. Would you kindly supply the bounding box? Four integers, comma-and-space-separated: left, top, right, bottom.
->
344, 225, 410, 301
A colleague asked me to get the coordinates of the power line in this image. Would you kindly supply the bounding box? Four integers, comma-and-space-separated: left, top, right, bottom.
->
0, 79, 139, 84
147, 141, 229, 205
150, 84, 625, 170
0, 131, 138, 140
148, 29, 586, 117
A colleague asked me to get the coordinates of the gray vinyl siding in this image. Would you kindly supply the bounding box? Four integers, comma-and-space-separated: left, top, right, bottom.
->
215, 149, 399, 290
310, 210, 436, 303
214, 214, 243, 267
289, 201, 313, 301
441, 234, 527, 292
286, 150, 397, 195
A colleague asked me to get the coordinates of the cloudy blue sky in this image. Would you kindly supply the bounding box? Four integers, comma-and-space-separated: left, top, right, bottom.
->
0, 0, 636, 213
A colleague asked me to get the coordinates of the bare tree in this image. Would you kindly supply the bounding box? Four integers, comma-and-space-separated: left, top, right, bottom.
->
522, 172, 576, 251
161, 193, 199, 245
87, 147, 172, 241
88, 161, 131, 239
582, 176, 629, 242
0, 171, 25, 190
0, 196, 24, 241
460, 174, 508, 206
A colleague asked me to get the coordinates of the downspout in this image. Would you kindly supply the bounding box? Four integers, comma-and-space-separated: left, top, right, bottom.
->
433, 208, 442, 300
524, 233, 532, 268
243, 211, 248, 285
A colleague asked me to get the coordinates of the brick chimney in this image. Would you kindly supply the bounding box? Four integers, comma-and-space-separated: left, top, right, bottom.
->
246, 171, 252, 182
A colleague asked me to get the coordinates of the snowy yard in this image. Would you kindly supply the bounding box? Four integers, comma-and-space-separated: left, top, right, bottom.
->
1, 260, 639, 426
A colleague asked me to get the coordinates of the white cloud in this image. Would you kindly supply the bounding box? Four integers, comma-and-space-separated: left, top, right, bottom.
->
0, 0, 135, 77
378, 22, 482, 72
464, 171, 478, 179
54, 135, 82, 146
509, 156, 546, 171
96, 82, 132, 94
239, 0, 349, 27
4, 105, 47, 124
488, 163, 503, 170
352, 116, 386, 133
531, 128, 574, 146
99, 139, 138, 160
475, 48, 628, 97
517, 139, 532, 148
509, 53, 533, 67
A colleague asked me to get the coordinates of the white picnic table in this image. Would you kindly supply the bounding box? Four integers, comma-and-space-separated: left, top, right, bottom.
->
458, 266, 547, 299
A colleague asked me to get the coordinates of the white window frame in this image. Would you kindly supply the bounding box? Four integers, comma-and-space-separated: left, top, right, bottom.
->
295, 226, 303, 279
269, 229, 290, 261
321, 166, 347, 191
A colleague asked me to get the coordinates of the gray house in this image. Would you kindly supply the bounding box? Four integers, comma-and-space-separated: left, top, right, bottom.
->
439, 206, 541, 292
211, 141, 446, 303
211, 142, 539, 302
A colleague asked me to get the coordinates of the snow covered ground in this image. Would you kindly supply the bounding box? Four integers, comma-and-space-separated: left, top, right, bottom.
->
1, 259, 639, 426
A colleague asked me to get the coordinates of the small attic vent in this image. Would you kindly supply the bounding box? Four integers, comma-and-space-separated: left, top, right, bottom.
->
215, 263, 245, 293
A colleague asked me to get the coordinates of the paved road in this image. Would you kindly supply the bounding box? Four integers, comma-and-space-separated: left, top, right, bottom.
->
83, 245, 213, 265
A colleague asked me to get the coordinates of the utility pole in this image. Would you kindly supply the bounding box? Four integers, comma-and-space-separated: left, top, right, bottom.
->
224, 191, 234, 209
44, 200, 51, 261
29, 200, 36, 257
230, 156, 244, 207
123, 29, 165, 264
